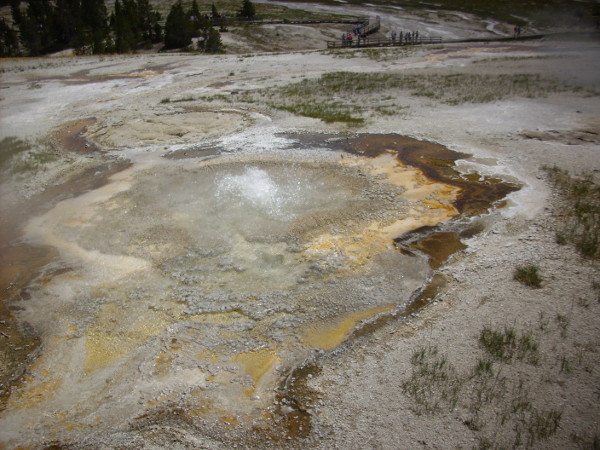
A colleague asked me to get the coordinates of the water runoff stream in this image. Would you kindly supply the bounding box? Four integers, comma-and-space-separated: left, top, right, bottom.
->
0, 126, 518, 446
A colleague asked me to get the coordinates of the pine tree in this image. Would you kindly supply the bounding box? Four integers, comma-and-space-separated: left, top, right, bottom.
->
78, 0, 109, 53
19, 0, 58, 55
164, 0, 191, 49
239, 0, 256, 19
9, 0, 22, 26
188, 0, 201, 36
54, 0, 80, 48
8, 0, 161, 56
109, 0, 162, 52
137, 0, 160, 45
204, 26, 222, 53
111, 0, 135, 52
0, 17, 20, 56
152, 12, 163, 43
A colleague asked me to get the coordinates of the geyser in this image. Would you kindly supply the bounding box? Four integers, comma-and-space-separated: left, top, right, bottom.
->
1, 133, 518, 447
217, 166, 308, 220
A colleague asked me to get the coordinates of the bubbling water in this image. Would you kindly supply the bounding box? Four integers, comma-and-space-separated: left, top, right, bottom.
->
218, 167, 289, 219
216, 166, 334, 221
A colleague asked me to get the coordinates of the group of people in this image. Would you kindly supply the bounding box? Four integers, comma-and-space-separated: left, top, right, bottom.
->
341, 22, 366, 43
340, 28, 421, 46
390, 30, 420, 44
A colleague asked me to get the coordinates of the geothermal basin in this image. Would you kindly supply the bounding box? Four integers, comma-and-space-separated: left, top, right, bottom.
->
0, 131, 517, 446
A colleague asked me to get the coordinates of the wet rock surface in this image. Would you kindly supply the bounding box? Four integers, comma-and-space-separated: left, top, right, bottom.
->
0, 127, 517, 446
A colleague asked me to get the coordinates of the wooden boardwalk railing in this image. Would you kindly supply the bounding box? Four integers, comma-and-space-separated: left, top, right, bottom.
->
356, 16, 381, 36
327, 36, 442, 49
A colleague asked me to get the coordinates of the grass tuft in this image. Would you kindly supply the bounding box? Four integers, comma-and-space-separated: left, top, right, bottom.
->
514, 264, 543, 288
402, 345, 461, 415
480, 326, 539, 364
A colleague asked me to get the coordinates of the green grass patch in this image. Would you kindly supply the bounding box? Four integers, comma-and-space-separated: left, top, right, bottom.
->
473, 358, 494, 377
172, 96, 195, 102
161, 96, 195, 103
11, 149, 58, 174
544, 166, 600, 259
327, 47, 419, 62
480, 326, 539, 364
0, 137, 60, 175
273, 102, 364, 124
402, 345, 461, 415
0, 137, 31, 170
514, 264, 543, 288
232, 70, 596, 123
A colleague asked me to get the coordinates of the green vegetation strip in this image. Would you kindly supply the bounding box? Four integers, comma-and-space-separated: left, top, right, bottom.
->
229, 71, 594, 124
545, 167, 600, 259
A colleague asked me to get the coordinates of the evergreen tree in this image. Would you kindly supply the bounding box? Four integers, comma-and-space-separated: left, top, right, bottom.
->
204, 26, 222, 53
152, 13, 163, 43
188, 0, 202, 36
54, 0, 80, 48
7, 0, 161, 56
190, 0, 201, 20
239, 0, 256, 19
19, 0, 58, 55
111, 0, 135, 52
9, 0, 22, 26
109, 0, 162, 52
77, 0, 109, 53
0, 17, 20, 56
164, 0, 191, 49
137, 0, 162, 45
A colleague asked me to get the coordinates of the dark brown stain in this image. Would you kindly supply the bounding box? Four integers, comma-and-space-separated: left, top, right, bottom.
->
337, 134, 520, 216
273, 362, 321, 441
52, 118, 102, 155
0, 242, 54, 411
410, 232, 467, 268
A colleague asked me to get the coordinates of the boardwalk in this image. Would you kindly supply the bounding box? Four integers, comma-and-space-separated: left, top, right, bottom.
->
327, 36, 442, 49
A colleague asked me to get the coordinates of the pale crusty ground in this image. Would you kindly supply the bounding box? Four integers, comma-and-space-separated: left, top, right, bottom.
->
0, 5, 599, 449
